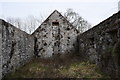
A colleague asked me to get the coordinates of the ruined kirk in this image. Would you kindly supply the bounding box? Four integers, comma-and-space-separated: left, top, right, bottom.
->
0, 10, 120, 78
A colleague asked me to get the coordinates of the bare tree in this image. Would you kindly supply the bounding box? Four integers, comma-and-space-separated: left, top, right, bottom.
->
26, 15, 43, 34
64, 8, 91, 33
6, 17, 22, 29
6, 15, 43, 34
14, 18, 22, 29
6, 17, 16, 26
6, 9, 91, 34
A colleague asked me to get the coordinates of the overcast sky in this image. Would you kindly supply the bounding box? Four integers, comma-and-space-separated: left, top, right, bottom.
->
0, 0, 119, 26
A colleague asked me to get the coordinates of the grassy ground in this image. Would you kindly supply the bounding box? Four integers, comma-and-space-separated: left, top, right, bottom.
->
4, 56, 110, 78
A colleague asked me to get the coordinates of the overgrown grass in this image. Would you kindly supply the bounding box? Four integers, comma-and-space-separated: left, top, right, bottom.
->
4, 57, 110, 78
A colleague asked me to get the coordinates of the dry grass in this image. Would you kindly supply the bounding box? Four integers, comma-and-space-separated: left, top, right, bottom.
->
4, 56, 110, 78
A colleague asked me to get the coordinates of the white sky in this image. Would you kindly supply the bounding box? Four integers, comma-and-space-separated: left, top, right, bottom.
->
0, 0, 119, 26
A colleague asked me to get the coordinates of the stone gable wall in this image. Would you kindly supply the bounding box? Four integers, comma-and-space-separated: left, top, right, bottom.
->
78, 11, 120, 77
32, 11, 79, 58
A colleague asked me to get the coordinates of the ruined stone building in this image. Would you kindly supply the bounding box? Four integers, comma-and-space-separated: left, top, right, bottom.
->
0, 10, 120, 78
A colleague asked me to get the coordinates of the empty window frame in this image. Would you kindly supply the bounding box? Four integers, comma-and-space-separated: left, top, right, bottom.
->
52, 21, 59, 26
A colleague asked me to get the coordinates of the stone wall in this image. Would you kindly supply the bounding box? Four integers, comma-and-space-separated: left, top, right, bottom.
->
1, 10, 119, 78
1, 19, 34, 76
0, 10, 79, 78
0, 20, 2, 79
32, 10, 79, 58
78, 11, 120, 77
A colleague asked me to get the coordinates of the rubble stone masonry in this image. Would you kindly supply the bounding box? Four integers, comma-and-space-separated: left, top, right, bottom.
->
1, 19, 34, 76
78, 11, 120, 78
0, 10, 120, 78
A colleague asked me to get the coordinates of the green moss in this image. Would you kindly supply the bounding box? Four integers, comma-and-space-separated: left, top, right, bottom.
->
95, 67, 110, 78
112, 41, 120, 57
59, 61, 107, 78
